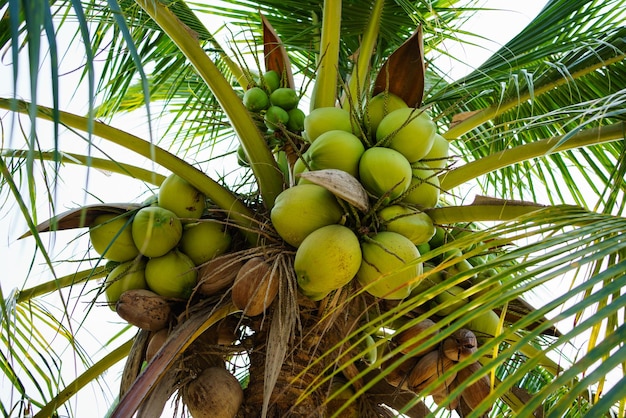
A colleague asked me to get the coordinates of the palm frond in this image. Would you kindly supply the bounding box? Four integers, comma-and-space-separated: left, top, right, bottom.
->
318, 205, 626, 416
427, 0, 626, 210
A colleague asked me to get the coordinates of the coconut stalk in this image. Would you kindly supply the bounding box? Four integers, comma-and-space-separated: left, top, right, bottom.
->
0, 98, 261, 245
2, 149, 166, 186
242, 302, 329, 417
134, 0, 284, 209
241, 289, 385, 417
309, 0, 343, 110
439, 122, 625, 191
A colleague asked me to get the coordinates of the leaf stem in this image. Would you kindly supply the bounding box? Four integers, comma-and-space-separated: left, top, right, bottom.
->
34, 338, 134, 418
342, 0, 384, 111
443, 53, 626, 139
425, 202, 546, 225
0, 98, 260, 245
439, 123, 625, 191
17, 266, 108, 303
133, 0, 284, 209
2, 150, 165, 186
310, 0, 342, 110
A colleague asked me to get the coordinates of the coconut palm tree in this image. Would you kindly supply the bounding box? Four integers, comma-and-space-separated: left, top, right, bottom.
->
1, 0, 625, 417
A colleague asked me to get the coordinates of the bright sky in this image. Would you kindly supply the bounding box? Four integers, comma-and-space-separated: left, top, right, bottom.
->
0, 1, 549, 416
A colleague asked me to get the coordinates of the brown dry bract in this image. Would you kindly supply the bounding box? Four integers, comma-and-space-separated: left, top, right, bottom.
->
372, 25, 425, 108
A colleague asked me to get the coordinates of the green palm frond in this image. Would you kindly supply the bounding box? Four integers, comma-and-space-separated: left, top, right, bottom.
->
428, 0, 626, 210
310, 205, 626, 416
1, 294, 97, 413
2, 0, 626, 416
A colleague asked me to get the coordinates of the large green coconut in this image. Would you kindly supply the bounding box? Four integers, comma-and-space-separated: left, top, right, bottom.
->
420, 133, 450, 170
145, 249, 197, 299
303, 107, 353, 143
376, 108, 436, 163
158, 173, 206, 221
366, 92, 408, 136
179, 220, 231, 266
403, 167, 441, 208
89, 212, 140, 262
357, 231, 422, 300
295, 224, 362, 300
304, 130, 365, 178
378, 205, 436, 245
132, 206, 183, 258
270, 184, 344, 247
359, 147, 412, 205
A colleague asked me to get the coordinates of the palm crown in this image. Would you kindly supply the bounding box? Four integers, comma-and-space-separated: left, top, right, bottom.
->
1, 0, 625, 417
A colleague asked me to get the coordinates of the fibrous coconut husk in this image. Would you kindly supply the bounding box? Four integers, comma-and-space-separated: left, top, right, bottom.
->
231, 257, 279, 317
442, 328, 478, 362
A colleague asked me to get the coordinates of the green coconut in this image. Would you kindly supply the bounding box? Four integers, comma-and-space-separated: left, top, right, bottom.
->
420, 133, 450, 170
403, 167, 441, 209
264, 105, 290, 130
270, 184, 344, 247
434, 284, 469, 316
303, 107, 353, 143
378, 205, 436, 245
359, 147, 412, 205
145, 249, 197, 299
357, 231, 422, 300
158, 174, 206, 221
295, 224, 362, 300
179, 220, 231, 266
376, 107, 436, 163
89, 212, 140, 262
261, 70, 281, 93
104, 258, 147, 310
132, 206, 183, 258
304, 130, 365, 178
286, 108, 306, 132
269, 87, 299, 110
243, 87, 270, 112
366, 92, 408, 136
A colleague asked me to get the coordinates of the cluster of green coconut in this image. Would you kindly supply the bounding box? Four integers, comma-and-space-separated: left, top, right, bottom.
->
89, 174, 232, 313
85, 80, 501, 416
270, 92, 450, 301
238, 70, 306, 164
